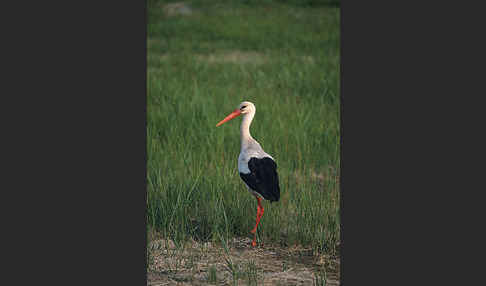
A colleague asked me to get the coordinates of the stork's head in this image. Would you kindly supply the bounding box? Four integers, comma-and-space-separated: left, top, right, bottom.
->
238, 101, 255, 114
216, 101, 255, 127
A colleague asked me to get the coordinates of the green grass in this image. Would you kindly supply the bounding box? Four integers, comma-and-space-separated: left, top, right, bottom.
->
208, 265, 218, 283
147, 0, 340, 255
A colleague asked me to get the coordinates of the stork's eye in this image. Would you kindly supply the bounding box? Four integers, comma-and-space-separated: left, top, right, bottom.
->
241, 105, 247, 110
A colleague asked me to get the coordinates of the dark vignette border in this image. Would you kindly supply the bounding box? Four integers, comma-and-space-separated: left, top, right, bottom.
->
340, 0, 475, 284
11, 1, 148, 285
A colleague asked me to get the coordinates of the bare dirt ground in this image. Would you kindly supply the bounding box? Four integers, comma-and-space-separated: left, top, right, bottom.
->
147, 237, 340, 286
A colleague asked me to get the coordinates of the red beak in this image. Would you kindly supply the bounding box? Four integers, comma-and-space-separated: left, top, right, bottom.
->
216, 109, 241, 127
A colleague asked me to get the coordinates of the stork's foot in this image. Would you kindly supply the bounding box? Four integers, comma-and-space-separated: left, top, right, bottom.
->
251, 240, 257, 247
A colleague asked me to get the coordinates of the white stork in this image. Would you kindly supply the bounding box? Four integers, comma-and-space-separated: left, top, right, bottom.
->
216, 101, 280, 247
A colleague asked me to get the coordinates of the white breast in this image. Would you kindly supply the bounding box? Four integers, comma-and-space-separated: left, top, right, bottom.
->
238, 147, 274, 174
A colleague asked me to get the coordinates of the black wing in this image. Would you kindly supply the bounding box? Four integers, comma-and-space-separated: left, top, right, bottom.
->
239, 157, 280, 202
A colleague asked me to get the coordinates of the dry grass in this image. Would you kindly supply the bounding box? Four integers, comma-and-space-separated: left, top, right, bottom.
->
163, 2, 193, 17
146, 50, 315, 66
148, 237, 340, 285
196, 51, 268, 65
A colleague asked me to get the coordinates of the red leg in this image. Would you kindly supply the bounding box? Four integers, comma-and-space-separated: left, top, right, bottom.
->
250, 197, 264, 234
258, 199, 264, 221
251, 196, 264, 247
256, 198, 264, 225
250, 204, 261, 234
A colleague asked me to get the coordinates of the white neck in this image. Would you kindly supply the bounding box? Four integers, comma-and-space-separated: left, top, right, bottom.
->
240, 110, 255, 149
